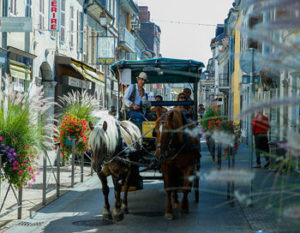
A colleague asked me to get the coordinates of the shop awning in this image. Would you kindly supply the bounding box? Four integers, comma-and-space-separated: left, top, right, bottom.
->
70, 61, 104, 86
9, 61, 31, 80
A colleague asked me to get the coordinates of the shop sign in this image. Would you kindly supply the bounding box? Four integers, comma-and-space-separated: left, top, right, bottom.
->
97, 37, 115, 65
0, 17, 32, 32
68, 77, 81, 88
68, 77, 92, 89
82, 80, 92, 89
49, 0, 60, 31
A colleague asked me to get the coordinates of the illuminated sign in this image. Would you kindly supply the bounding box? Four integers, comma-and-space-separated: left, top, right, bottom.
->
49, 0, 60, 31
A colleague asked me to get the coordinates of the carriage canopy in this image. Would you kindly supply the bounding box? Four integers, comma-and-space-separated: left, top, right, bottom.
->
110, 57, 205, 84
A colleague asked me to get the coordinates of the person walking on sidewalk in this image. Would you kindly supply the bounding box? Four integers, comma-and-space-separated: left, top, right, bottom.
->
252, 110, 270, 168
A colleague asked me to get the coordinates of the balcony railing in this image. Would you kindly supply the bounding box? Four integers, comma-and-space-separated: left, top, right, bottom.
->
219, 74, 229, 88
119, 28, 135, 52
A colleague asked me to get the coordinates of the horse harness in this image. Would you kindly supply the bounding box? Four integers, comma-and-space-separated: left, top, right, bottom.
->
101, 122, 149, 167
157, 111, 196, 162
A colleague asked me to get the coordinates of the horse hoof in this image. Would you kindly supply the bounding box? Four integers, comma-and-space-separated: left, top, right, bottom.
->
113, 212, 124, 221
102, 212, 112, 220
164, 213, 174, 220
113, 209, 124, 221
121, 204, 129, 214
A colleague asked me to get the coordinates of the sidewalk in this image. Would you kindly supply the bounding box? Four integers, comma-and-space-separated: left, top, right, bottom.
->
205, 142, 300, 233
0, 150, 94, 230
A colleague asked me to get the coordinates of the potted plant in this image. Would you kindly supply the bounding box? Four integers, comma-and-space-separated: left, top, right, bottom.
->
0, 77, 55, 188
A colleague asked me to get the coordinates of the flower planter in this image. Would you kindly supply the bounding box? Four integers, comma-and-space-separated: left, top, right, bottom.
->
65, 136, 75, 146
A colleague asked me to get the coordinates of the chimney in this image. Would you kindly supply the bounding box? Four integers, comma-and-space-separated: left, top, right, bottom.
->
139, 6, 150, 23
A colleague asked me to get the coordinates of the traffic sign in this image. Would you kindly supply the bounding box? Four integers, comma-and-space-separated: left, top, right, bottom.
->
0, 17, 32, 32
240, 48, 263, 74
242, 75, 261, 85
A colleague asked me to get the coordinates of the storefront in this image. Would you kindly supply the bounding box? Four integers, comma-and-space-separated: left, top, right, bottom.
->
54, 55, 105, 107
7, 46, 36, 92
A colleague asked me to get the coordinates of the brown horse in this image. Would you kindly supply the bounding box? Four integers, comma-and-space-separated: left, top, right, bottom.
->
155, 109, 200, 219
88, 111, 142, 221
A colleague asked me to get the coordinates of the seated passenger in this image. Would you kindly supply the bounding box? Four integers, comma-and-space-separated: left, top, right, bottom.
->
123, 72, 150, 125
183, 88, 193, 101
174, 92, 191, 111
150, 95, 168, 119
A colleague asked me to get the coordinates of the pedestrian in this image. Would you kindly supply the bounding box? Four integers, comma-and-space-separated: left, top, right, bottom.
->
109, 105, 117, 117
123, 72, 150, 126
252, 110, 270, 168
199, 104, 205, 119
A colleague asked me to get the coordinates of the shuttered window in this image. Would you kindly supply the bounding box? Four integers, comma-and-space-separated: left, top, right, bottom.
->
60, 0, 66, 43
70, 6, 74, 48
39, 0, 44, 30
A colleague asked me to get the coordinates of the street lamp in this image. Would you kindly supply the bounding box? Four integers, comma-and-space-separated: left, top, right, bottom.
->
99, 11, 108, 27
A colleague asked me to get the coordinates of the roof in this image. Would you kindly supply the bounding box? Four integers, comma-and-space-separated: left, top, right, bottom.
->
110, 57, 204, 84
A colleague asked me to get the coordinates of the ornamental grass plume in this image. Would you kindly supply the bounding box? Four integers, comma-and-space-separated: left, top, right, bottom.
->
0, 76, 56, 187
56, 90, 99, 122
54, 90, 99, 161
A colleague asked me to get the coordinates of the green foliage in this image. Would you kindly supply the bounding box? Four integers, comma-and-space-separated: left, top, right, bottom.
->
200, 107, 221, 133
63, 102, 95, 122
0, 78, 53, 187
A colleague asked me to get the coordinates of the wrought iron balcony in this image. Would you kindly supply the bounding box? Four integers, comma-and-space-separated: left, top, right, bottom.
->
119, 28, 136, 52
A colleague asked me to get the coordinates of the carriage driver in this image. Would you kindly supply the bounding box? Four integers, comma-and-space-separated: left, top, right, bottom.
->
123, 72, 151, 124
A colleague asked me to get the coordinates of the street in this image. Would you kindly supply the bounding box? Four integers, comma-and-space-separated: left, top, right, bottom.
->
4, 142, 252, 233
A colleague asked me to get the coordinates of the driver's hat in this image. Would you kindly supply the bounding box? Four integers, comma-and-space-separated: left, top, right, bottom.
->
136, 72, 148, 82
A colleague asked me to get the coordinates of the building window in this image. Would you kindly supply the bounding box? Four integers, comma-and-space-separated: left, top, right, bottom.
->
38, 0, 44, 30
25, 0, 31, 17
77, 10, 82, 53
9, 0, 17, 15
60, 0, 66, 43
70, 6, 74, 48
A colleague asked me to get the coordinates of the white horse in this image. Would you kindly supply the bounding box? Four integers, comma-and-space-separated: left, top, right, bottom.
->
88, 111, 142, 221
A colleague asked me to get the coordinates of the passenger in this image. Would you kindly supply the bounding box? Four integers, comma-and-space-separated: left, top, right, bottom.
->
123, 72, 150, 125
174, 92, 188, 111
150, 95, 168, 120
151, 95, 168, 112
183, 88, 193, 101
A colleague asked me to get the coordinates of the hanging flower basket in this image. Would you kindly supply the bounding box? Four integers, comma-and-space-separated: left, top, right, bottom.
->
65, 136, 76, 146
54, 113, 89, 162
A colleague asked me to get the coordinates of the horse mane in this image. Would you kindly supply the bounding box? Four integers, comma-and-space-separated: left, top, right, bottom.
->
120, 120, 142, 150
89, 111, 119, 164
89, 110, 143, 168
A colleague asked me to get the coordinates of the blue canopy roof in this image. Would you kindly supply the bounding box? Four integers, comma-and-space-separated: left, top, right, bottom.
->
110, 57, 205, 84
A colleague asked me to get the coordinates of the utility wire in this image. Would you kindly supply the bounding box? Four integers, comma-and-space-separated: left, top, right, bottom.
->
150, 18, 216, 27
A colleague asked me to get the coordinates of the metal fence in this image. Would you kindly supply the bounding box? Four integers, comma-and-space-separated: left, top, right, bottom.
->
0, 139, 94, 220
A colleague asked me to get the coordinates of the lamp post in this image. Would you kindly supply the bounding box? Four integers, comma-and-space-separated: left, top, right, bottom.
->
99, 11, 108, 109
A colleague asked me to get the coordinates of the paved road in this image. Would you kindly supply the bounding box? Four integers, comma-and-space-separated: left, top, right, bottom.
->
4, 158, 252, 233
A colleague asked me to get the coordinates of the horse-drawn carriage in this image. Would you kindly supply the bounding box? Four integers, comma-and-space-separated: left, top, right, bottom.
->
89, 58, 204, 220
